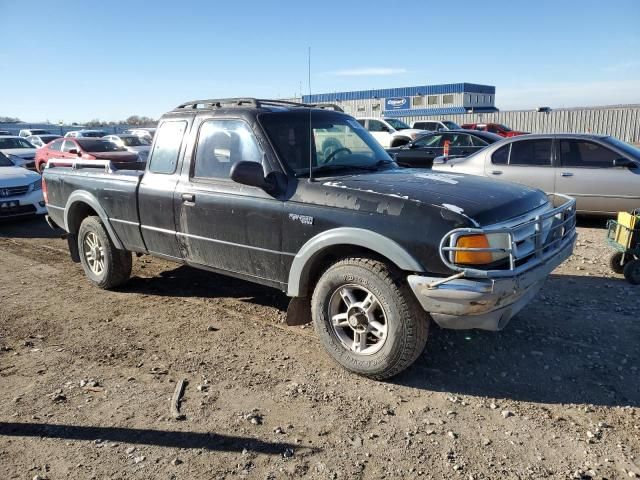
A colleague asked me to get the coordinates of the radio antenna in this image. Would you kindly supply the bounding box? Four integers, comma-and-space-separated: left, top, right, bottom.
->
308, 46, 313, 182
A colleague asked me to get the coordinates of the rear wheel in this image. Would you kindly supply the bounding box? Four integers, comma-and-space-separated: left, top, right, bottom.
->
311, 257, 429, 380
623, 259, 640, 285
609, 251, 632, 274
78, 216, 131, 289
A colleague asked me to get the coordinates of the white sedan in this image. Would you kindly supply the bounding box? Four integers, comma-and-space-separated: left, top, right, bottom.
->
0, 152, 45, 219
0, 135, 38, 170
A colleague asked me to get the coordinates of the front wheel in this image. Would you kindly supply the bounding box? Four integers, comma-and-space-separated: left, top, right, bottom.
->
311, 257, 429, 380
78, 216, 132, 289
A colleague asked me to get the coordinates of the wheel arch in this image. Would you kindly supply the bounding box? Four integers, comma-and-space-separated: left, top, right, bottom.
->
64, 191, 124, 249
287, 228, 424, 297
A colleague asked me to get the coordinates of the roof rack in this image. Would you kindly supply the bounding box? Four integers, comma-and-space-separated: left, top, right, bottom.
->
173, 98, 343, 113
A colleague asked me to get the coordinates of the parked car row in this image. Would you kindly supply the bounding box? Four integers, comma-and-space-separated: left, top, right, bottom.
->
433, 133, 640, 215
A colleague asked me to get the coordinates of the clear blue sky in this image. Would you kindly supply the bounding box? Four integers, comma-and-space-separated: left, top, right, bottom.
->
1, 0, 639, 122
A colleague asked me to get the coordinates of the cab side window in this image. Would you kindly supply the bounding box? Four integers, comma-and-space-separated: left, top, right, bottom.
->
470, 136, 489, 147
148, 121, 187, 174
62, 140, 77, 152
192, 120, 262, 180
49, 140, 63, 152
559, 140, 619, 168
414, 134, 443, 147
367, 120, 386, 132
448, 134, 473, 147
508, 139, 552, 166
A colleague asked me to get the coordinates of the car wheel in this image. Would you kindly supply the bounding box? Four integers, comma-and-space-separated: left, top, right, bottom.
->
609, 251, 632, 274
623, 259, 640, 285
311, 257, 430, 379
78, 216, 132, 289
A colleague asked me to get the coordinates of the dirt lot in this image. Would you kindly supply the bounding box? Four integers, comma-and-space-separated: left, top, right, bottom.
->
0, 217, 638, 480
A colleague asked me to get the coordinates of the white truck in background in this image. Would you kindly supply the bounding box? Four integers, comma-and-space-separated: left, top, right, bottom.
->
355, 117, 429, 148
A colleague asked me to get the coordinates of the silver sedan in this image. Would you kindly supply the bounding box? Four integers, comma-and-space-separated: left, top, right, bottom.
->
433, 133, 640, 215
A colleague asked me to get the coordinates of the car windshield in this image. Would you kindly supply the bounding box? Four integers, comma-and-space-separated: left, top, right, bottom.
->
385, 119, 411, 130
605, 136, 640, 161
31, 130, 50, 135
82, 131, 106, 137
0, 137, 35, 149
496, 124, 512, 132
40, 135, 60, 143
259, 111, 393, 176
442, 121, 461, 130
120, 136, 149, 146
77, 139, 127, 152
0, 152, 13, 167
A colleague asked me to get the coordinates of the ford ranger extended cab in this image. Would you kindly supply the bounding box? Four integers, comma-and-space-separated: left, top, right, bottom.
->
43, 98, 577, 379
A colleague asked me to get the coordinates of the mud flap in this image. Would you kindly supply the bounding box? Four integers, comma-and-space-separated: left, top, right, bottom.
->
67, 234, 81, 263
286, 296, 312, 326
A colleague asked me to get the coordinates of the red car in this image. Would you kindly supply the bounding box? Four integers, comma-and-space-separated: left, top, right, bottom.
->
460, 123, 527, 137
35, 137, 140, 173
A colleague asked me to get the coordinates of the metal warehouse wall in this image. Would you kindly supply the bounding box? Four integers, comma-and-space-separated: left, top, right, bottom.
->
402, 105, 640, 143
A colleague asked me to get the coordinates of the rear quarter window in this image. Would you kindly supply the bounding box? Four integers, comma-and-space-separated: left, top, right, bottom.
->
491, 144, 510, 165
148, 121, 187, 174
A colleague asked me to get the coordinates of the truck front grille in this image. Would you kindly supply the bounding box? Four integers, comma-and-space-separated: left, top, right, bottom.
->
440, 194, 577, 278
0, 185, 30, 197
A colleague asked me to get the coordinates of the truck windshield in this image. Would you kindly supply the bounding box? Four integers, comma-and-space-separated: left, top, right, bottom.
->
385, 119, 410, 130
77, 139, 127, 152
259, 110, 393, 177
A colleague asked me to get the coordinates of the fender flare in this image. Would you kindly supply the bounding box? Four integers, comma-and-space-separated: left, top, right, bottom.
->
63, 191, 124, 249
287, 227, 424, 297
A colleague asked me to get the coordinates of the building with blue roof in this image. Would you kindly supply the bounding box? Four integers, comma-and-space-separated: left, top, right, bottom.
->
302, 82, 498, 118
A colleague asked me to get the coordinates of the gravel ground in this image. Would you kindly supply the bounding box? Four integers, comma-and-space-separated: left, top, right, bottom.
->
0, 216, 638, 480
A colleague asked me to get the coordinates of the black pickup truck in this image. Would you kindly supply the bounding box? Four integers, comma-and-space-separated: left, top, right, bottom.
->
43, 98, 577, 379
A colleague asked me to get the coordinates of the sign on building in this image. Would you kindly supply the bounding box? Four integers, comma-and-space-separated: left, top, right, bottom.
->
384, 96, 410, 110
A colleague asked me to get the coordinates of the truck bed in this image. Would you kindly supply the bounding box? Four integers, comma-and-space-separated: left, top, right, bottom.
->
44, 163, 147, 253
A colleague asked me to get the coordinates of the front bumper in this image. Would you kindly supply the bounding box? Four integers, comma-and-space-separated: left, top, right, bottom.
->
408, 231, 575, 331
0, 190, 46, 219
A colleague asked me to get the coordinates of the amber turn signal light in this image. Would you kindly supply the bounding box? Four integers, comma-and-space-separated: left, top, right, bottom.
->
453, 234, 493, 265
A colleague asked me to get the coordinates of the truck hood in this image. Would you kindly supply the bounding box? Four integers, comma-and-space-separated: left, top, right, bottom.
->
0, 165, 40, 187
320, 169, 549, 226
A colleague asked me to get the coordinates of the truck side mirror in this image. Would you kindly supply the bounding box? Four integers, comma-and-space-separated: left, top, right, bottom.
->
230, 161, 275, 191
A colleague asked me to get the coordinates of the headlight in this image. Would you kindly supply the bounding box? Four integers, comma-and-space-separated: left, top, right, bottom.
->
28, 178, 42, 192
452, 233, 510, 265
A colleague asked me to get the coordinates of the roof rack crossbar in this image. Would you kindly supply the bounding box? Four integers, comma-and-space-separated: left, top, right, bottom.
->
172, 98, 343, 113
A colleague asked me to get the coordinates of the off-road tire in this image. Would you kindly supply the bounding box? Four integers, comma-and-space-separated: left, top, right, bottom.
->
311, 257, 430, 380
609, 251, 631, 274
623, 259, 640, 285
78, 216, 132, 289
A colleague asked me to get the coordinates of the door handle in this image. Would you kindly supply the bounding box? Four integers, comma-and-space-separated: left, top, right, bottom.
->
491, 170, 502, 175
181, 193, 195, 203
561, 172, 573, 177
